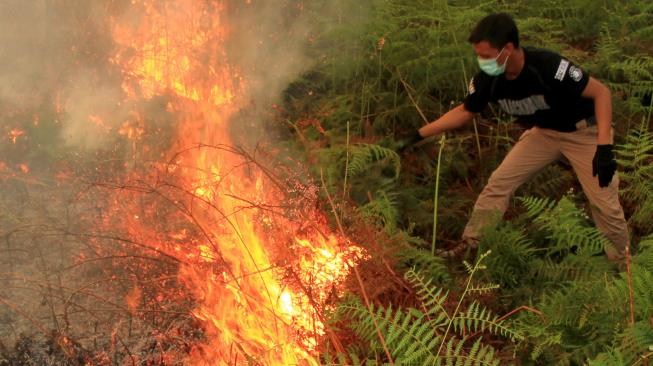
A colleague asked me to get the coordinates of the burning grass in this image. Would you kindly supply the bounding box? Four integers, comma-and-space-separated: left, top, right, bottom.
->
1, 140, 375, 365
0, 1, 372, 364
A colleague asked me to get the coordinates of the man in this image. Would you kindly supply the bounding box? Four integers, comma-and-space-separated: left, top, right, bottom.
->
409, 13, 629, 262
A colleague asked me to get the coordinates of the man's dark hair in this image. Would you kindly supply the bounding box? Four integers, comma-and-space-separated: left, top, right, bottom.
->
468, 13, 519, 49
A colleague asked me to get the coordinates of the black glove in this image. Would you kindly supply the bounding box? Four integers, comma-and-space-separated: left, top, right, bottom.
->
396, 130, 424, 152
592, 144, 617, 188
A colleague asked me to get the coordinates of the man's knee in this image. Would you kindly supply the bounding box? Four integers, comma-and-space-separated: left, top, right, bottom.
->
479, 169, 521, 200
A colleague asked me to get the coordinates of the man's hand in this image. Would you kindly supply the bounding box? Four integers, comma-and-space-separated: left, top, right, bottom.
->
396, 130, 424, 152
592, 144, 616, 188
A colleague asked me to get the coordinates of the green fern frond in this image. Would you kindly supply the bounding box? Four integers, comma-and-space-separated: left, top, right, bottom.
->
359, 189, 400, 233
518, 196, 556, 218
586, 316, 653, 366
633, 235, 653, 272
443, 336, 464, 366
452, 301, 523, 341
347, 143, 401, 179
615, 266, 653, 319
464, 338, 501, 366
629, 197, 653, 232
340, 301, 442, 364
477, 224, 538, 287
615, 120, 653, 231
531, 256, 614, 283
462, 260, 475, 274
339, 268, 519, 365
404, 268, 450, 325
530, 333, 562, 361
398, 246, 451, 282
615, 320, 653, 365
433, 336, 503, 366
587, 349, 628, 366
616, 119, 653, 188
519, 196, 609, 256
467, 283, 500, 294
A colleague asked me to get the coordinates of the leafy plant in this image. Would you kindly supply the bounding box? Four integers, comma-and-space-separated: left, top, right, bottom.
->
615, 120, 653, 233
520, 195, 611, 257
332, 251, 521, 365
281, 0, 653, 364
347, 143, 401, 179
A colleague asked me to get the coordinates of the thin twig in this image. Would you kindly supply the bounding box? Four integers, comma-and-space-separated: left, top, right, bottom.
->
393, 67, 429, 125
496, 305, 544, 323
626, 245, 635, 325
320, 169, 394, 364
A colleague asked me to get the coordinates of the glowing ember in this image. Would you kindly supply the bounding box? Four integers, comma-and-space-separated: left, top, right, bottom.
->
108, 1, 362, 364
9, 128, 25, 144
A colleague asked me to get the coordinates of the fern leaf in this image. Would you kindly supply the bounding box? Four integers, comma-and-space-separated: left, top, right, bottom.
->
398, 246, 450, 282
452, 301, 523, 341
340, 301, 442, 364
518, 196, 556, 218
404, 269, 450, 325
347, 143, 401, 179
467, 283, 500, 294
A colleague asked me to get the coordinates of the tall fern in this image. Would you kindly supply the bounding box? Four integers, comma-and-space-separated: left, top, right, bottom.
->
475, 224, 538, 289
615, 120, 653, 232
347, 143, 401, 179
515, 235, 653, 365
358, 189, 400, 233
519, 195, 611, 257
333, 253, 522, 365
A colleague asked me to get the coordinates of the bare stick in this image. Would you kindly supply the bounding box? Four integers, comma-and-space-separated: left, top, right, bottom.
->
320, 169, 394, 364
626, 245, 635, 325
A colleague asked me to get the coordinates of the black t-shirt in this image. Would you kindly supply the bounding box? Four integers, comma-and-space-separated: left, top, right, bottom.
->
463, 47, 594, 132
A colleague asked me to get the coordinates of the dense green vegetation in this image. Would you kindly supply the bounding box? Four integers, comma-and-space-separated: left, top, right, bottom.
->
279, 0, 653, 364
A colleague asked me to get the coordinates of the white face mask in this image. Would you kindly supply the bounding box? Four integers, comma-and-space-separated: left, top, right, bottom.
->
477, 46, 509, 76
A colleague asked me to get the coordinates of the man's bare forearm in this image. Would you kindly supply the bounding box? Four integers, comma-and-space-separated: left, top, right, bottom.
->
595, 87, 613, 145
581, 77, 613, 145
418, 104, 474, 138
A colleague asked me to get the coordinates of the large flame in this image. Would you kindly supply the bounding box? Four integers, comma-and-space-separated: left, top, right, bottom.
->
108, 1, 360, 364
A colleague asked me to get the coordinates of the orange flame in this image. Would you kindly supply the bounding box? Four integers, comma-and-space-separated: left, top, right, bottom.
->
109, 1, 361, 364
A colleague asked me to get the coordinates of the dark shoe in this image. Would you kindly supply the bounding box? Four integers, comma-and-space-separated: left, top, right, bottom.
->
436, 238, 479, 259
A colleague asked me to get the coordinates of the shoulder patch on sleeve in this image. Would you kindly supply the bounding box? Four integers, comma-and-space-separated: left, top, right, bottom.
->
468, 77, 476, 94
568, 65, 583, 82
554, 59, 570, 81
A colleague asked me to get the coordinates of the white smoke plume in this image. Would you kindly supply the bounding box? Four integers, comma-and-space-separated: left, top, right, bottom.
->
0, 1, 127, 151
224, 1, 318, 147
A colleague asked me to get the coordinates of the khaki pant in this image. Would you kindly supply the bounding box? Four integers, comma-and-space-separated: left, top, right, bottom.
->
462, 124, 629, 261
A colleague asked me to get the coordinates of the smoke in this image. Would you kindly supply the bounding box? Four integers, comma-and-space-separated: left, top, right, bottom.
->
0, 0, 332, 152
0, 1, 57, 110
224, 1, 318, 147
0, 1, 127, 151
228, 2, 313, 103
59, 71, 128, 149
